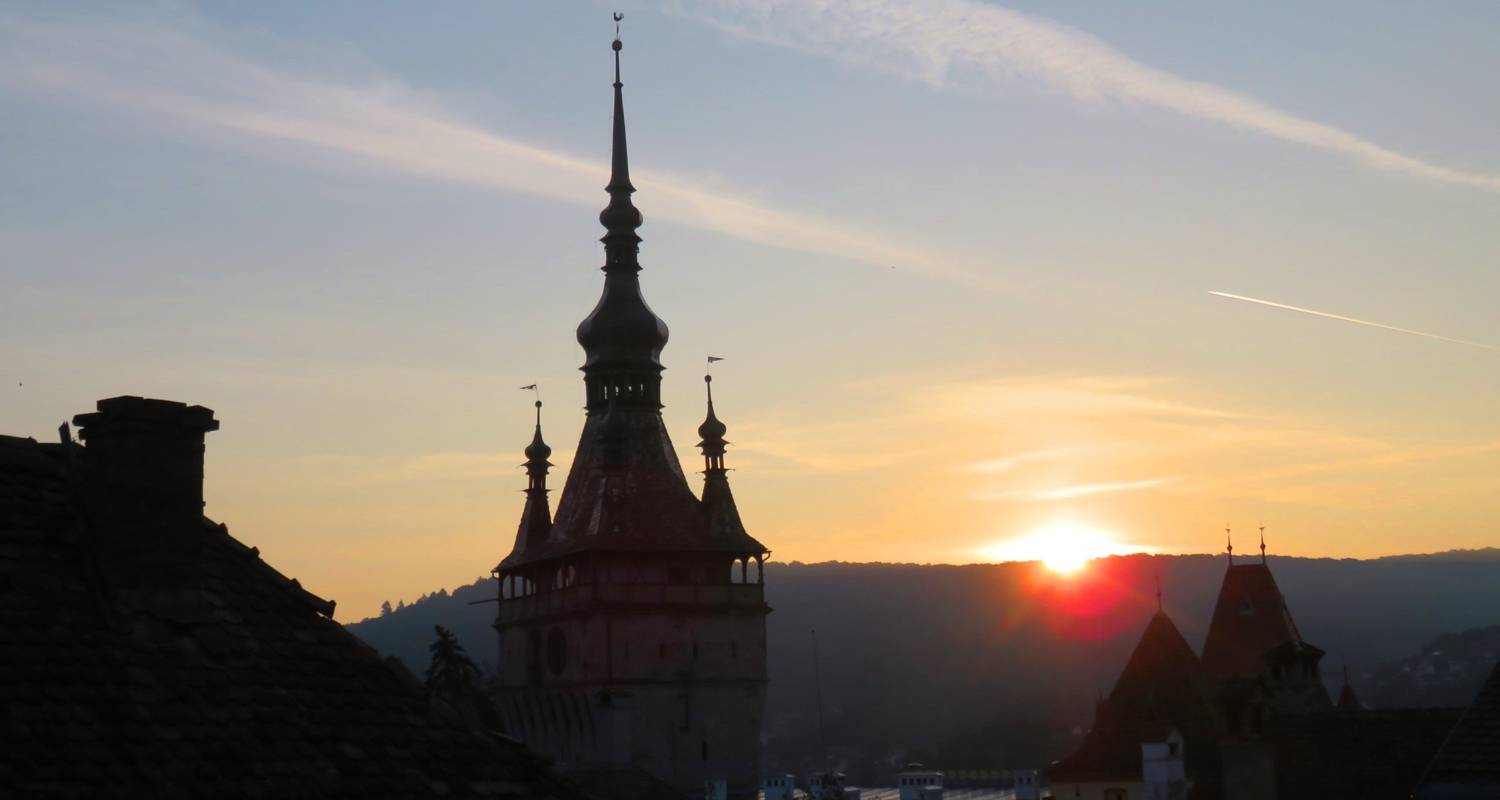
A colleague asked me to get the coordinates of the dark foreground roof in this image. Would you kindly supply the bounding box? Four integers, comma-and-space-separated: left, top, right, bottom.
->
1419, 658, 1500, 798
0, 428, 584, 798
1270, 708, 1459, 800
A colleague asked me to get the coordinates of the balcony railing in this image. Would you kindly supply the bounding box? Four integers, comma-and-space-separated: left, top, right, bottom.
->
497, 582, 765, 623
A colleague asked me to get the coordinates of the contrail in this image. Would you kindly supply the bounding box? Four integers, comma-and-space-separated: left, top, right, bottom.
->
1209, 291, 1496, 351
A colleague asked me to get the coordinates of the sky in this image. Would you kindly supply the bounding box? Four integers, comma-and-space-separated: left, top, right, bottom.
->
4, 1, 1500, 621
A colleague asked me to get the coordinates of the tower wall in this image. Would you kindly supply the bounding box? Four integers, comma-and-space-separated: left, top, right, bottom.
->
495, 581, 768, 797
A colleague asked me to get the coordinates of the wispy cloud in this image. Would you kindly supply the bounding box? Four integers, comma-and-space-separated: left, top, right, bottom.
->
677, 0, 1500, 193
975, 477, 1171, 502
1031, 478, 1172, 501
0, 15, 994, 289
1210, 291, 1497, 351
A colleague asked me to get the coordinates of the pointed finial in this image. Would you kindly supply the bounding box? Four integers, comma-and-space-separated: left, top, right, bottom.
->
1259, 523, 1267, 564
1226, 524, 1234, 565
613, 12, 623, 82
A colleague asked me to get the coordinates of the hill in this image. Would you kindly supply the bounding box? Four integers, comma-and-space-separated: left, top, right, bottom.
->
346, 550, 1500, 779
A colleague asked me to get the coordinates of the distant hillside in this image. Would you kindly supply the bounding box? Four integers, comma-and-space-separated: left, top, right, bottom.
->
1367, 623, 1500, 709
346, 550, 1500, 780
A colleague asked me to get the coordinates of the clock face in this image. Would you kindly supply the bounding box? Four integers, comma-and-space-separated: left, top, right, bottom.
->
547, 628, 568, 676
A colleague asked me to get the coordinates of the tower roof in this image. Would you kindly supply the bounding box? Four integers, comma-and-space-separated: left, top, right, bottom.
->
498, 27, 765, 572
1201, 562, 1319, 677
1048, 610, 1220, 784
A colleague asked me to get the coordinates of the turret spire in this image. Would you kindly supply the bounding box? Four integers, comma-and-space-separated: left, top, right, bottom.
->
508, 395, 554, 556
698, 373, 729, 472
1259, 523, 1267, 564
523, 399, 552, 492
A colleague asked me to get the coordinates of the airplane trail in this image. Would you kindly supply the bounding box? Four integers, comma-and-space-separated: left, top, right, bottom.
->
1209, 291, 1495, 351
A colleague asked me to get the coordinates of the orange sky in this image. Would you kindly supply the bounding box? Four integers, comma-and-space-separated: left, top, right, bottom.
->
7, 5, 1500, 621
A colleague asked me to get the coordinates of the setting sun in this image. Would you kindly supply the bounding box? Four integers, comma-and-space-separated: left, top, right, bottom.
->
978, 522, 1148, 575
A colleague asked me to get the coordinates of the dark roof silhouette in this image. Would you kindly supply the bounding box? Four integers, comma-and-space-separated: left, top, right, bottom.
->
1418, 657, 1500, 797
1047, 611, 1220, 786
1202, 562, 1321, 677
1337, 674, 1364, 711
0, 400, 586, 798
1270, 708, 1459, 799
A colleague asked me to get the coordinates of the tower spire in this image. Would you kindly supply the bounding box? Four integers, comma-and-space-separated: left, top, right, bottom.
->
601, 12, 642, 274
575, 13, 670, 412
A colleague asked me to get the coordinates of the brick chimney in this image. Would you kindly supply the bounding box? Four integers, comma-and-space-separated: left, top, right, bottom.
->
73, 396, 219, 546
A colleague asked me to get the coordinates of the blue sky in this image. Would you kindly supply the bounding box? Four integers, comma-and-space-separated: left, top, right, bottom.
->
4, 1, 1499, 619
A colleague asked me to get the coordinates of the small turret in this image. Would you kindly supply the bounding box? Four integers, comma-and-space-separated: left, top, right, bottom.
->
511, 400, 553, 555
697, 374, 729, 473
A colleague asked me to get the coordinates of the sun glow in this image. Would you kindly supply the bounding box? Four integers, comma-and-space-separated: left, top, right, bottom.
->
979, 522, 1144, 575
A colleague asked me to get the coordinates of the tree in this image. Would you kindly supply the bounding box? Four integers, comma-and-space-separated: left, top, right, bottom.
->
380, 600, 393, 617
424, 625, 481, 702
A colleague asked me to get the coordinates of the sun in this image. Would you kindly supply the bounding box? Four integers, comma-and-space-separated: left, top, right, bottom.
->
978, 521, 1129, 576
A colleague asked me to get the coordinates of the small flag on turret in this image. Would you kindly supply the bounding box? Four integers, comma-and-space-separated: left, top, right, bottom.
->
519, 384, 537, 391
706, 356, 724, 364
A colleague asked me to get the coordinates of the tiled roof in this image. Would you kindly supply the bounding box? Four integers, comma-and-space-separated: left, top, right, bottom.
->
0, 432, 586, 798
1419, 657, 1500, 796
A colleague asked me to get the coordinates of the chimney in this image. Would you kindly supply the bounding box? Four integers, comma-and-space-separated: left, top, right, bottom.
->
72, 396, 219, 545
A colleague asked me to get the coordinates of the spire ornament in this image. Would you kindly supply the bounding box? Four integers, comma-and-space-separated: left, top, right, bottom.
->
1226, 524, 1234, 565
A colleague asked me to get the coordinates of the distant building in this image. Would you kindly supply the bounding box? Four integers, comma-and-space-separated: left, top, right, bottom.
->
1140, 726, 1187, 800
490, 27, 770, 800
0, 397, 584, 797
1201, 555, 1330, 718
1047, 608, 1221, 799
898, 763, 945, 800
1013, 768, 1043, 800
1048, 539, 1462, 799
